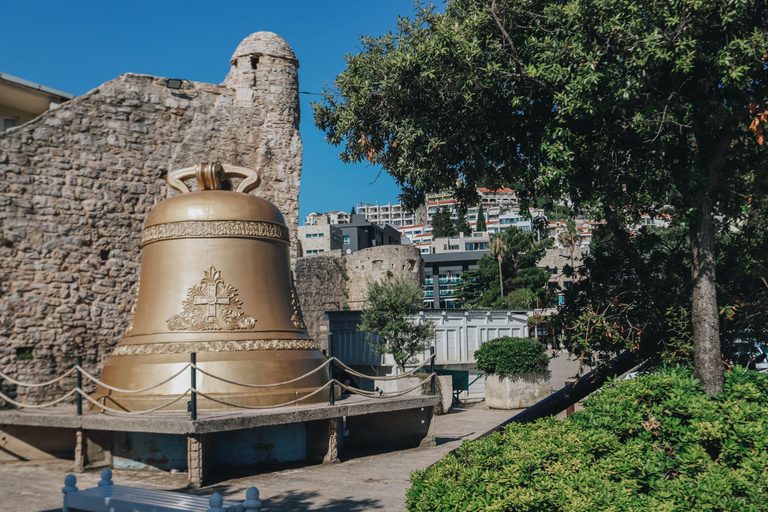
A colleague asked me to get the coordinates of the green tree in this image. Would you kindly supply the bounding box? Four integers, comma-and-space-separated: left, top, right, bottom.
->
350, 206, 356, 215
489, 233, 508, 299
557, 219, 583, 272
431, 206, 456, 238
475, 204, 486, 232
455, 227, 553, 309
455, 209, 471, 236
360, 277, 435, 372
314, 0, 768, 393
558, 221, 768, 367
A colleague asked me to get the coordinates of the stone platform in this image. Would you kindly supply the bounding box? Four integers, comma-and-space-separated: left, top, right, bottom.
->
0, 394, 439, 487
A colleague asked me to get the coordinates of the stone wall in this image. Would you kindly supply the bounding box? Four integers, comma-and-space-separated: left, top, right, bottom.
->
540, 247, 588, 291
294, 245, 424, 350
346, 245, 423, 306
0, 32, 302, 403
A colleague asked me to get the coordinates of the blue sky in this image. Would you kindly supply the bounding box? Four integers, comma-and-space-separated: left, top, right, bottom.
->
1, 1, 433, 223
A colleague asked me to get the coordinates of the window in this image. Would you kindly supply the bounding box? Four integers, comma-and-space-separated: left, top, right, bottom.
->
2, 117, 19, 132
343, 235, 350, 244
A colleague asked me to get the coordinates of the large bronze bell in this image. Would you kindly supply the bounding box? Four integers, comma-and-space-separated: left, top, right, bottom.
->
93, 163, 328, 411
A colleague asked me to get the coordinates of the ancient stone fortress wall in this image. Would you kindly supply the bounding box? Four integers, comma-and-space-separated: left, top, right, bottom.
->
294, 245, 424, 350
0, 32, 302, 403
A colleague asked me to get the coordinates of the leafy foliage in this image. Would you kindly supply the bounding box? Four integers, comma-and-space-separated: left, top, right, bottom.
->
475, 204, 486, 232
454, 227, 553, 309
455, 209, 471, 236
407, 367, 768, 511
314, 0, 768, 392
474, 336, 549, 376
431, 206, 457, 238
557, 219, 582, 271
360, 277, 435, 371
558, 223, 768, 367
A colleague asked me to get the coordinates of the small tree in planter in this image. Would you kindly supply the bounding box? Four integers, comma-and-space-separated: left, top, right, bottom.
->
476, 337, 552, 409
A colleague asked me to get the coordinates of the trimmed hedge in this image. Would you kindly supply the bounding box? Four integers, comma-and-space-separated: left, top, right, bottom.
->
407, 367, 768, 511
474, 336, 549, 375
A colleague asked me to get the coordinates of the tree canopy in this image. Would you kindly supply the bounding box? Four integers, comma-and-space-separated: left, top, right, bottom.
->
360, 277, 435, 371
455, 209, 471, 236
475, 203, 487, 232
431, 205, 457, 238
455, 227, 553, 309
315, 0, 768, 393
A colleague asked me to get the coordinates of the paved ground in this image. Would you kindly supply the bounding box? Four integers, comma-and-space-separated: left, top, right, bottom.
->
0, 353, 583, 512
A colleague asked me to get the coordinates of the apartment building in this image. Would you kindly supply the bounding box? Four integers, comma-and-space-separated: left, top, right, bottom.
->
354, 201, 421, 227
298, 215, 343, 255
304, 210, 351, 226
336, 214, 401, 253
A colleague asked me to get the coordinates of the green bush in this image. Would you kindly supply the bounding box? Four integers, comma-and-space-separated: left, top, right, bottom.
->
474, 336, 549, 376
407, 367, 768, 511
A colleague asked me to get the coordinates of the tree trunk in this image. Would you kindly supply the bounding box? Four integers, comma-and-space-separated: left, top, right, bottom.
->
498, 259, 504, 298
691, 207, 723, 394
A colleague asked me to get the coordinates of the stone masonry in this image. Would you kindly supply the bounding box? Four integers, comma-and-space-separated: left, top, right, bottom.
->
294, 245, 424, 350
0, 32, 302, 403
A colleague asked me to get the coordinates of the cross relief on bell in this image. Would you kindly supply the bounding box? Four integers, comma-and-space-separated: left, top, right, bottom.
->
167, 266, 257, 331
194, 281, 232, 318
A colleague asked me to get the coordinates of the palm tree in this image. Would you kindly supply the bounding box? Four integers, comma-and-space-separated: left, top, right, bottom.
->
557, 219, 582, 271
489, 233, 509, 299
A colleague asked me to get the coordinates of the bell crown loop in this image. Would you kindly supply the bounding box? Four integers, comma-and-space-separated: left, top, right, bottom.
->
167, 163, 261, 194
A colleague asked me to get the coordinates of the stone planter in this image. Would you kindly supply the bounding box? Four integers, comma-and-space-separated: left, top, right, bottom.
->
484, 373, 552, 410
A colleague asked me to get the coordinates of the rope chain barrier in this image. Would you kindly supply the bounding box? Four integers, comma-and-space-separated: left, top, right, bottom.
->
77, 388, 192, 416
331, 354, 435, 381
0, 354, 439, 413
0, 367, 76, 388
194, 380, 334, 410
76, 364, 191, 394
0, 388, 77, 409
334, 373, 436, 399
190, 358, 332, 388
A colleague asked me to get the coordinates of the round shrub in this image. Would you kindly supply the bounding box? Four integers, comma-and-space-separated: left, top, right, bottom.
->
474, 336, 549, 375
407, 367, 768, 511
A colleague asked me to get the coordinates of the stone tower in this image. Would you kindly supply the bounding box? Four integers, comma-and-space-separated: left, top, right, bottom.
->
0, 32, 303, 402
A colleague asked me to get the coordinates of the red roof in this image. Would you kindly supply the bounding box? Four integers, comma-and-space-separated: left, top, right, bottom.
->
477, 187, 515, 193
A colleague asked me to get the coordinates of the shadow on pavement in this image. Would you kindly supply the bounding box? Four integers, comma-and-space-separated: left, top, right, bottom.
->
259, 490, 384, 511
435, 435, 472, 446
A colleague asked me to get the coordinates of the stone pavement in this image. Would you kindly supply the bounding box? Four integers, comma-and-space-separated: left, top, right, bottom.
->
0, 354, 584, 512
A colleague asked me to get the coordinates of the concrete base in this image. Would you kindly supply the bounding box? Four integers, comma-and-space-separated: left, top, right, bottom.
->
485, 373, 553, 409
0, 394, 439, 486
373, 375, 452, 414
346, 406, 435, 452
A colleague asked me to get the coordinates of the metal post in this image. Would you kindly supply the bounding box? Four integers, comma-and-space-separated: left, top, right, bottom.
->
328, 333, 335, 406
190, 352, 197, 421
429, 346, 436, 396
76, 356, 82, 416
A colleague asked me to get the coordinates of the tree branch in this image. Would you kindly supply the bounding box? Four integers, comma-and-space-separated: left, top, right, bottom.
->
487, 0, 553, 93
